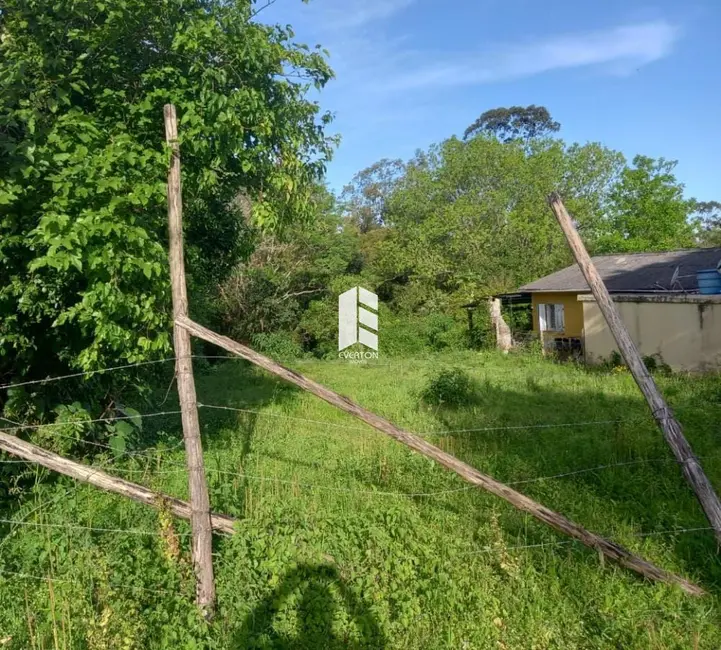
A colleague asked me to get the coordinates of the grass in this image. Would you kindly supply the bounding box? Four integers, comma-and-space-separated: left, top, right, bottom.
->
1, 349, 721, 648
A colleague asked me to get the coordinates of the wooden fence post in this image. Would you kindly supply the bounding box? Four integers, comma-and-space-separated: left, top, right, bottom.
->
548, 192, 721, 546
164, 104, 216, 617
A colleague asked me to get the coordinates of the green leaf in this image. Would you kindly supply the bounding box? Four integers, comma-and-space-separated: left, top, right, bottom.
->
120, 406, 142, 431
108, 433, 127, 456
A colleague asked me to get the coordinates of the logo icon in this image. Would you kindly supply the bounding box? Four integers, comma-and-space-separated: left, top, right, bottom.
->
338, 287, 378, 351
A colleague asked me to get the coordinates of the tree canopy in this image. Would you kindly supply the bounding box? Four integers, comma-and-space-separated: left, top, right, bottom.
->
592, 156, 696, 254
0, 0, 335, 393
464, 105, 560, 142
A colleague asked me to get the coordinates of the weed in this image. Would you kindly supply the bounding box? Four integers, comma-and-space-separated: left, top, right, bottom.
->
420, 367, 477, 406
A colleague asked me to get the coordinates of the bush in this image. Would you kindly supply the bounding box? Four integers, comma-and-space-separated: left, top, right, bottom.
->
379, 311, 427, 357
643, 354, 672, 375
251, 332, 304, 361
421, 367, 477, 406
297, 299, 339, 358
466, 307, 494, 350
421, 314, 467, 352
382, 313, 472, 357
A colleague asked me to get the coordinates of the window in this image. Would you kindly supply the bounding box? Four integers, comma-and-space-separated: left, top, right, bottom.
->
539, 303, 565, 332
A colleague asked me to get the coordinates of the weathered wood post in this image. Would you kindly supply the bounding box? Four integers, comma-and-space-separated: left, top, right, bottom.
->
164, 104, 216, 616
0, 429, 238, 534
548, 192, 721, 546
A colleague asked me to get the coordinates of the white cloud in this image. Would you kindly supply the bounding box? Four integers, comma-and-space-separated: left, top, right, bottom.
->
299, 0, 415, 32
327, 0, 415, 29
385, 20, 680, 91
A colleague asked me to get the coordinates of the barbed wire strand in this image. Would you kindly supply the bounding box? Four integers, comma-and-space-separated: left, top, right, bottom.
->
0, 409, 184, 437
0, 527, 713, 589
0, 400, 643, 445
0, 518, 188, 537
198, 402, 637, 436
0, 358, 181, 391
0, 568, 188, 598
0, 353, 419, 393
106, 452, 713, 499
506, 457, 691, 486
459, 526, 716, 556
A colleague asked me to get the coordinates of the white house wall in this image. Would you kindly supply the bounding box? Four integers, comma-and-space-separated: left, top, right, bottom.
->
581, 295, 721, 372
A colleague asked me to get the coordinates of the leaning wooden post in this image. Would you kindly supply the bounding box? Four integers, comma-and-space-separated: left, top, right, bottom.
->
548, 192, 721, 545
164, 104, 216, 616
177, 315, 705, 596
0, 428, 238, 534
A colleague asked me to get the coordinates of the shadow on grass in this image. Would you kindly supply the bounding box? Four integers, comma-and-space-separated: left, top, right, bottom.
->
192, 360, 301, 446
232, 563, 386, 649
423, 377, 721, 587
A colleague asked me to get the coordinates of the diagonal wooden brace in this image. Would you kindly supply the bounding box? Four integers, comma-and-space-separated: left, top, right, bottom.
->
0, 429, 237, 534
177, 315, 705, 596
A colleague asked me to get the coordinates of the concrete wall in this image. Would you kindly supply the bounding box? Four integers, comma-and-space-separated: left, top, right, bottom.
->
581, 295, 721, 372
531, 292, 585, 337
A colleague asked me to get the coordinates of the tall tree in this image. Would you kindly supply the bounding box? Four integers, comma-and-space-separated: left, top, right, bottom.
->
378, 136, 624, 309
341, 159, 405, 233
464, 105, 560, 142
0, 0, 335, 392
692, 200, 721, 247
593, 156, 695, 254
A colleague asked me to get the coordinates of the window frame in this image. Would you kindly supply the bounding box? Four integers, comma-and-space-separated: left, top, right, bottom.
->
539, 303, 565, 333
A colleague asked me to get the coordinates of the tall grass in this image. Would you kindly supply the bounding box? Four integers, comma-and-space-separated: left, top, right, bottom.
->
1, 350, 720, 648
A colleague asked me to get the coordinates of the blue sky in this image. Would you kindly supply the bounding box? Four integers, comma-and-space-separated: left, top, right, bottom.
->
262, 0, 720, 201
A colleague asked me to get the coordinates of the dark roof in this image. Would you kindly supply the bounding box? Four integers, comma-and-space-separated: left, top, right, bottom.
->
518, 248, 721, 293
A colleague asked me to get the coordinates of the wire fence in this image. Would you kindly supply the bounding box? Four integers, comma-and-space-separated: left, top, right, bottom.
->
4, 511, 710, 605
456, 525, 716, 556
0, 400, 641, 441
0, 354, 448, 393
3, 446, 715, 505
0, 567, 189, 598
0, 354, 555, 394
1, 396, 714, 506
0, 356, 718, 600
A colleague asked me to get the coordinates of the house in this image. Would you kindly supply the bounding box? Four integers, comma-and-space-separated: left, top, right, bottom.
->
501, 248, 721, 371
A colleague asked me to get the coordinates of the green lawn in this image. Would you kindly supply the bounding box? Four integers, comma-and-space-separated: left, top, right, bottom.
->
2, 350, 721, 648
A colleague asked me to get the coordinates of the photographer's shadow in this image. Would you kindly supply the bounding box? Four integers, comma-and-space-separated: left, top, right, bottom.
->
234, 563, 386, 649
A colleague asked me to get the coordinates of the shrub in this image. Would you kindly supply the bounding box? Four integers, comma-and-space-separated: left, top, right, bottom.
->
383, 313, 471, 357
380, 312, 427, 357
297, 299, 338, 358
421, 367, 477, 406
643, 354, 672, 375
251, 332, 304, 361
421, 314, 467, 352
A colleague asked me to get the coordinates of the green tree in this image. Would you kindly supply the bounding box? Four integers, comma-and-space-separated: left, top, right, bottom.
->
216, 188, 360, 348
340, 158, 405, 233
692, 200, 721, 247
594, 156, 695, 253
0, 0, 335, 398
377, 136, 623, 310
463, 105, 560, 142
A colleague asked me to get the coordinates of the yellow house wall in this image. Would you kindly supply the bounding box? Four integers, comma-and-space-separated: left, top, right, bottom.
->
531, 292, 585, 338
583, 299, 721, 371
